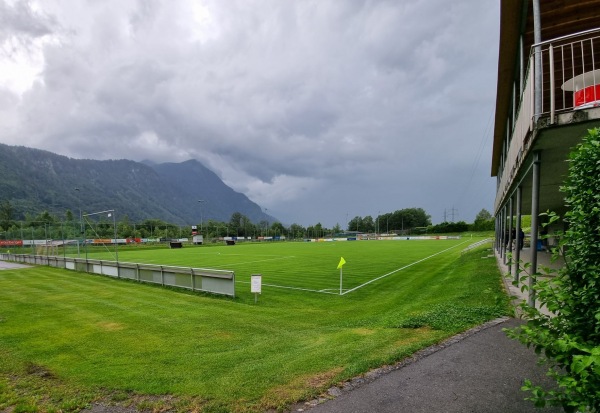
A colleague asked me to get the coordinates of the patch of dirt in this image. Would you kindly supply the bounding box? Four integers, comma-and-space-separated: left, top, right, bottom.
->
80, 404, 141, 413
25, 363, 56, 379
97, 321, 125, 331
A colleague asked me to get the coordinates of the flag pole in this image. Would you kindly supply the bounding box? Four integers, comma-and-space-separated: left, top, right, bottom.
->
337, 256, 346, 295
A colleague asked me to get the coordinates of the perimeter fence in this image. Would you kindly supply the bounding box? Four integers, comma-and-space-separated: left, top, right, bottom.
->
0, 253, 235, 297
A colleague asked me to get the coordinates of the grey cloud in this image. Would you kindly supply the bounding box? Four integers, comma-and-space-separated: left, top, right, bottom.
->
0, 0, 55, 42
2, 0, 500, 226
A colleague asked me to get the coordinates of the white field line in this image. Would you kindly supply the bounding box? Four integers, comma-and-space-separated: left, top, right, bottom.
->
210, 255, 295, 268
236, 280, 339, 295
319, 288, 340, 293
196, 252, 286, 257
341, 240, 469, 296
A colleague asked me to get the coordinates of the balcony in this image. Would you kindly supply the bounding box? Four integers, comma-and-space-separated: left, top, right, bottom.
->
495, 28, 600, 213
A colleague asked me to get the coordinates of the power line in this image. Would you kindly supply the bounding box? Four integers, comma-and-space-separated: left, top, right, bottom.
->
454, 109, 494, 207
443, 207, 459, 222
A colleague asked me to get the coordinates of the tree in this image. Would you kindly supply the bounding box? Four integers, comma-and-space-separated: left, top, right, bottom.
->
507, 128, 600, 411
306, 222, 325, 238
472, 208, 495, 231
257, 220, 267, 235
117, 215, 133, 238
240, 215, 252, 237
139, 219, 167, 238
429, 221, 469, 234
289, 223, 305, 239
378, 208, 431, 232
332, 223, 341, 235
401, 208, 431, 228
314, 222, 323, 238
348, 216, 362, 232
229, 212, 244, 236
379, 213, 393, 233
36, 210, 57, 224
363, 216, 375, 233
270, 222, 285, 237
475, 208, 492, 221
0, 200, 14, 231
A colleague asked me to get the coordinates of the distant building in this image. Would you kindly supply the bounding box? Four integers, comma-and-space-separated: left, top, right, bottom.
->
492, 1, 600, 305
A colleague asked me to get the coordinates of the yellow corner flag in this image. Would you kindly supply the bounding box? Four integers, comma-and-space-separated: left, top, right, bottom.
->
337, 257, 346, 269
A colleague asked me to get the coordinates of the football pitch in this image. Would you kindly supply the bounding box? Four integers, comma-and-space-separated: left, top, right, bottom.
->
83, 238, 469, 295
0, 237, 509, 412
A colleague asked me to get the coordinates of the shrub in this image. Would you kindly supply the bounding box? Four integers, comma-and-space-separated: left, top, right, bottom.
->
506, 128, 600, 412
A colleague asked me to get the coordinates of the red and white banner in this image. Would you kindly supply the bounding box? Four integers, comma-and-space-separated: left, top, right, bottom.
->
0, 240, 23, 247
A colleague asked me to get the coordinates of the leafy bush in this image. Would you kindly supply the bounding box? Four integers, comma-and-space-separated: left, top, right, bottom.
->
506, 128, 600, 412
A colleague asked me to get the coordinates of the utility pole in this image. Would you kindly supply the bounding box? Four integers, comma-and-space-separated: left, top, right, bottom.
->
449, 207, 458, 222
444, 207, 458, 222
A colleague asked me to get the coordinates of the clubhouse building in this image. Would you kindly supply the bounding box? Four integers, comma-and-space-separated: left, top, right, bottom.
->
492, 0, 600, 305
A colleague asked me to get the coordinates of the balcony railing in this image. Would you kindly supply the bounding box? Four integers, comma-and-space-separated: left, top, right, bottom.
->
537, 28, 600, 117
495, 28, 600, 212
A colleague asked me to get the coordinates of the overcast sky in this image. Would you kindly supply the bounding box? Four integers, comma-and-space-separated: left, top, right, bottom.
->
1, 0, 499, 228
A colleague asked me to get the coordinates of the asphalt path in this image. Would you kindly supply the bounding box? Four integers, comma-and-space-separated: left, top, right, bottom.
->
296, 318, 562, 413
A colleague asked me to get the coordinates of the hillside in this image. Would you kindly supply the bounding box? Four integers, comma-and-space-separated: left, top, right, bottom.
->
0, 143, 271, 225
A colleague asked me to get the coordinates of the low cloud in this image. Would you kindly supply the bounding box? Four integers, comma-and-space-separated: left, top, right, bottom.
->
0, 0, 499, 226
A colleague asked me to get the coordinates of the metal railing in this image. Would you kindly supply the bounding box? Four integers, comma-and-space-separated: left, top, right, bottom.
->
461, 238, 492, 254
495, 58, 534, 213
495, 28, 600, 212
537, 28, 600, 118
0, 253, 236, 297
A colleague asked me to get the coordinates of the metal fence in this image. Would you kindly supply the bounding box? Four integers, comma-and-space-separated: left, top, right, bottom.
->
536, 28, 600, 117
0, 253, 235, 297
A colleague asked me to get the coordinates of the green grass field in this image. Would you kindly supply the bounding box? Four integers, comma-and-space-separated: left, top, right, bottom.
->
78, 238, 469, 295
0, 237, 508, 412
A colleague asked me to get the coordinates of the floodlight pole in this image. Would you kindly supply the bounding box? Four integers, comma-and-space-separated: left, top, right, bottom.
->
198, 200, 205, 233
84, 220, 88, 261
113, 210, 118, 263
264, 208, 268, 237
75, 188, 82, 258
83, 209, 118, 263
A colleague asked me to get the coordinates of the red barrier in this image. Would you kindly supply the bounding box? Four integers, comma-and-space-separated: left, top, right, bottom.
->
0, 240, 24, 247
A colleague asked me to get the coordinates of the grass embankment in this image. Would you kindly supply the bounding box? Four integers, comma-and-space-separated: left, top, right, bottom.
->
0, 239, 508, 412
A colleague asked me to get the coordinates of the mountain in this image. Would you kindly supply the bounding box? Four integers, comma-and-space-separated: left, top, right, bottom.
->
0, 143, 272, 225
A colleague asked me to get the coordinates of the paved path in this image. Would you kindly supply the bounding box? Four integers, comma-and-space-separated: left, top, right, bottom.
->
296, 318, 562, 413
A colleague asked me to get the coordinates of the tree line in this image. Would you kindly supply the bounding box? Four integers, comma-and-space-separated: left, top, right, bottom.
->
0, 201, 496, 241
347, 208, 495, 234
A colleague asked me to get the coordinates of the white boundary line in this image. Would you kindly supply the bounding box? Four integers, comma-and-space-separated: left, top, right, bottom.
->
237, 240, 469, 296
340, 240, 469, 295
210, 255, 295, 268
237, 280, 340, 295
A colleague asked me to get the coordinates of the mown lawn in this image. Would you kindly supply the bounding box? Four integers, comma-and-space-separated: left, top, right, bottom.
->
0, 238, 508, 412
75, 237, 469, 293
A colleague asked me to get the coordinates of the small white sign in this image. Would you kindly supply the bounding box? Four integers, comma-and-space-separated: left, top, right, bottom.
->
251, 274, 262, 294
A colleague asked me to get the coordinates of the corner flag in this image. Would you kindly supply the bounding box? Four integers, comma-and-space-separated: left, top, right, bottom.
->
337, 257, 346, 269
